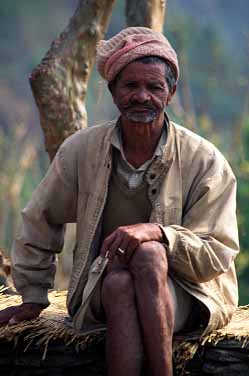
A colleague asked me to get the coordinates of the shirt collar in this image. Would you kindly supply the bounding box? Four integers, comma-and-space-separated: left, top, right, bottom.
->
111, 113, 169, 164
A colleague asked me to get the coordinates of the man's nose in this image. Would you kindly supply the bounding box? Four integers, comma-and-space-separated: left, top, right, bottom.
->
132, 88, 151, 103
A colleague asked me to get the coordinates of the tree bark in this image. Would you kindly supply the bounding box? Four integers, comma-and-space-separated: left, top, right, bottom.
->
30, 0, 115, 161
126, 0, 166, 32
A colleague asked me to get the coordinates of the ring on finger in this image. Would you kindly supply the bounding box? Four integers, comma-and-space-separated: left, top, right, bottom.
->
117, 247, 125, 256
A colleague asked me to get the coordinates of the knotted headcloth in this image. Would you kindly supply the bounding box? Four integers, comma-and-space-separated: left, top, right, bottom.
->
96, 27, 180, 83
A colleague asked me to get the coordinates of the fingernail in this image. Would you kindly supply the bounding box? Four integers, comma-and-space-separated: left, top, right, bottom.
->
9, 317, 18, 325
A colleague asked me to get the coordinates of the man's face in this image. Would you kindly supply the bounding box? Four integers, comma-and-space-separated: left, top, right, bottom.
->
111, 61, 174, 124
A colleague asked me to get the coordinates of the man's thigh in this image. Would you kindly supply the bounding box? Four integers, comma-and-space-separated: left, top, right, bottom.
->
88, 256, 194, 332
168, 277, 193, 333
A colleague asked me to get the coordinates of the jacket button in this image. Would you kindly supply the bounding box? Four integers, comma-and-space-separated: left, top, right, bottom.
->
150, 173, 156, 180
151, 188, 157, 195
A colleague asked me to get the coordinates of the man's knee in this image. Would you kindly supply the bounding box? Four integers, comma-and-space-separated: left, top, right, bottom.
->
130, 241, 168, 278
101, 270, 134, 309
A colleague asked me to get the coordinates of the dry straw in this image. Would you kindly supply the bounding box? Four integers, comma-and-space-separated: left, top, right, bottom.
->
0, 286, 249, 374
173, 304, 249, 374
0, 288, 105, 360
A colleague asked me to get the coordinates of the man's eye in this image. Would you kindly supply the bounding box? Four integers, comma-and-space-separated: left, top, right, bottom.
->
125, 82, 136, 88
149, 85, 164, 91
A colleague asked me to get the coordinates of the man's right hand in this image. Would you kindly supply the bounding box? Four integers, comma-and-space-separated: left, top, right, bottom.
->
0, 303, 44, 325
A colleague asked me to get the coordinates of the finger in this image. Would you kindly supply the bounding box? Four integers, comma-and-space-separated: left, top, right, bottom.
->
116, 236, 131, 262
9, 306, 42, 325
0, 306, 19, 325
8, 317, 20, 325
100, 232, 117, 257
107, 233, 124, 260
125, 238, 139, 262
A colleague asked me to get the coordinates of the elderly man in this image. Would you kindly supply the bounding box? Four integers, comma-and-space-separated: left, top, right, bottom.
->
0, 27, 239, 375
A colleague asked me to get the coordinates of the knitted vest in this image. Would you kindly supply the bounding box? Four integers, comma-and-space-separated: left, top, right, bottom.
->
102, 171, 152, 240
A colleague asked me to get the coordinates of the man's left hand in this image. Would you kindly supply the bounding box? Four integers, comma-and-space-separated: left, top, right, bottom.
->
100, 223, 163, 262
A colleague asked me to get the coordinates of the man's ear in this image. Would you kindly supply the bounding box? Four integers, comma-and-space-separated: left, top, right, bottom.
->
166, 84, 177, 105
108, 82, 113, 94
108, 81, 115, 96
108, 82, 117, 104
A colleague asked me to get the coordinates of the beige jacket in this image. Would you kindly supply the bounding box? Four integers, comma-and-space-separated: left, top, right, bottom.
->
12, 119, 239, 335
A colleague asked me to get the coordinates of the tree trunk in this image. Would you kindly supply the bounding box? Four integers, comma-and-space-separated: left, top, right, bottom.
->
126, 0, 166, 32
30, 0, 115, 161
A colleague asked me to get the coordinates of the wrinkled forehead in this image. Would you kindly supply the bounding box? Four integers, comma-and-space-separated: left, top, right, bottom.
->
118, 60, 167, 82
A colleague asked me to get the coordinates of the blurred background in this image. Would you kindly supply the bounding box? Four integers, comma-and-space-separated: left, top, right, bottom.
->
0, 1, 248, 303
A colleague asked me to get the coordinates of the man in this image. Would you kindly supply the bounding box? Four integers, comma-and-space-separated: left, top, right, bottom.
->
0, 27, 239, 375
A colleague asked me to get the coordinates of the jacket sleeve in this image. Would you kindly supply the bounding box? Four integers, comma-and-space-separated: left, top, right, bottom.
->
161, 155, 239, 283
11, 142, 77, 307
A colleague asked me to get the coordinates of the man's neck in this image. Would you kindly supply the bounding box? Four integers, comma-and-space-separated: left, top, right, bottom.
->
120, 113, 165, 168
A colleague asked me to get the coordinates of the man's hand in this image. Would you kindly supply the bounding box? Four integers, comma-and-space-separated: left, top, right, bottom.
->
100, 223, 163, 262
0, 303, 44, 326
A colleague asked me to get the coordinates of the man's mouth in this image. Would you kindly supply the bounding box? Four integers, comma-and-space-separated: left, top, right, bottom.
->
131, 108, 151, 112
125, 105, 156, 112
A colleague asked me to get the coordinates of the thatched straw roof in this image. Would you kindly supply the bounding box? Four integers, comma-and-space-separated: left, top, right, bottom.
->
1, 287, 249, 375
173, 305, 249, 374
0, 288, 105, 360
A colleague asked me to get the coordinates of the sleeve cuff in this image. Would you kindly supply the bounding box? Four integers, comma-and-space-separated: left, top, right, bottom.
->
20, 286, 50, 308
157, 224, 178, 256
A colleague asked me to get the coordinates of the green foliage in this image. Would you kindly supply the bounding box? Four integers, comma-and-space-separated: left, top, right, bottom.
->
234, 118, 249, 304
166, 11, 248, 131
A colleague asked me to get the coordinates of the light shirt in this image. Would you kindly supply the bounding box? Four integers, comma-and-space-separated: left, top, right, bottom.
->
111, 118, 168, 189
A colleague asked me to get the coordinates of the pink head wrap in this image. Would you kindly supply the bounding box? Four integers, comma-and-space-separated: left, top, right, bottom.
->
96, 27, 179, 83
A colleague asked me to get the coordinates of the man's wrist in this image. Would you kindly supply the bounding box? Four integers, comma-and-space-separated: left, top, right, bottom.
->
20, 286, 50, 308
153, 223, 169, 244
21, 302, 47, 309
